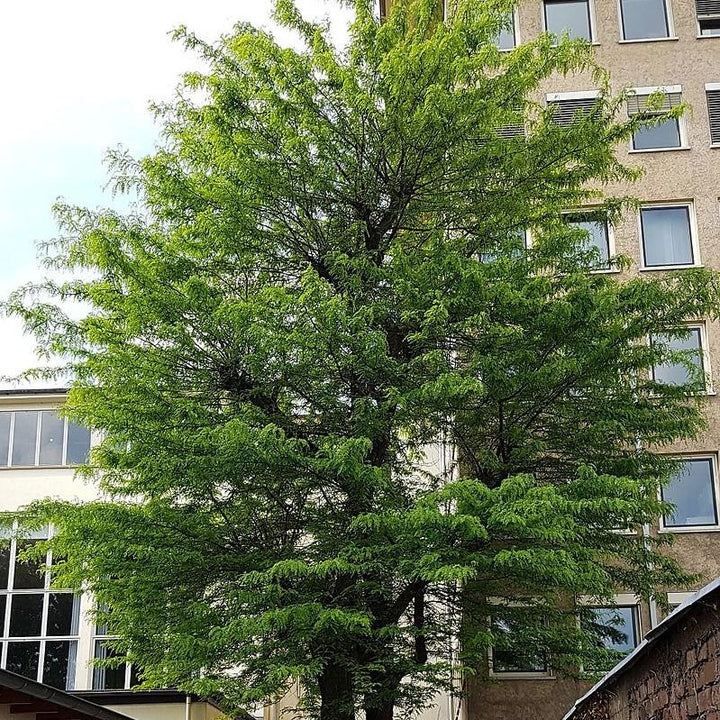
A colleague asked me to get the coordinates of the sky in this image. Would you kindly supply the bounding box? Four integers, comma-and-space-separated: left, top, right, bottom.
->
0, 0, 350, 387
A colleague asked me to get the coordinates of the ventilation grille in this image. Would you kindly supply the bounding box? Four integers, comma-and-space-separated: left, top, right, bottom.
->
696, 0, 720, 16
707, 90, 720, 144
627, 91, 682, 115
550, 97, 598, 127
496, 124, 525, 138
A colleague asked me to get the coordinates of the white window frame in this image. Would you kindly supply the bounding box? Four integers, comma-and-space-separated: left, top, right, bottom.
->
666, 591, 693, 610
705, 83, 720, 147
697, 9, 720, 37
562, 208, 617, 273
659, 454, 720, 533
649, 322, 713, 395
542, 0, 598, 43
497, 8, 521, 50
616, 0, 676, 42
487, 598, 554, 680
638, 201, 700, 271
627, 86, 688, 153
577, 594, 642, 671
91, 625, 136, 690
0, 523, 80, 689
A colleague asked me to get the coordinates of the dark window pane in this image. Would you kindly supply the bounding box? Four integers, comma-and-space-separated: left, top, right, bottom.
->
586, 607, 638, 653
9, 594, 43, 637
66, 422, 91, 465
491, 617, 547, 673
43, 640, 76, 690
93, 640, 127, 690
129, 664, 140, 688
13, 540, 45, 590
47, 594, 79, 636
641, 207, 693, 267
662, 459, 718, 528
652, 329, 704, 387
0, 414, 10, 467
11, 412, 38, 466
39, 412, 64, 466
544, 0, 592, 39
699, 17, 720, 34
0, 595, 6, 634
633, 118, 681, 150
621, 0, 669, 38
0, 546, 10, 590
6, 642, 40, 680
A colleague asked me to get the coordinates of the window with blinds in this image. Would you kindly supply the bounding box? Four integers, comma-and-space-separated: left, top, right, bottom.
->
627, 88, 683, 150
706, 87, 720, 145
548, 95, 599, 128
696, 0, 720, 34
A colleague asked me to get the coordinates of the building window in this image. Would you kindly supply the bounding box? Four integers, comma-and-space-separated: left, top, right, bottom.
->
544, 0, 594, 40
480, 229, 528, 263
0, 411, 90, 468
706, 86, 720, 145
0, 527, 80, 690
565, 214, 611, 268
92, 622, 139, 690
496, 11, 518, 49
650, 326, 708, 390
619, 0, 671, 39
582, 605, 639, 669
548, 92, 600, 128
666, 592, 692, 611
627, 88, 683, 151
489, 616, 549, 676
639, 204, 696, 269
661, 457, 719, 530
696, 0, 720, 34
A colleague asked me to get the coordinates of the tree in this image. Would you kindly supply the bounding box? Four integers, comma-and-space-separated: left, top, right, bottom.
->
5, 0, 720, 718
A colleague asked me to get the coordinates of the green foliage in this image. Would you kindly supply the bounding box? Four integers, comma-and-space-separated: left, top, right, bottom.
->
5, 0, 720, 719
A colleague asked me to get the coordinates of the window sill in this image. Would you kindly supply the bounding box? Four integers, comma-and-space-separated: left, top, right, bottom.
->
710, 143, 720, 148
640, 264, 703, 271
590, 267, 621, 274
618, 36, 678, 43
629, 146, 690, 154
0, 464, 79, 471
489, 672, 555, 680
659, 525, 720, 534
697, 34, 720, 38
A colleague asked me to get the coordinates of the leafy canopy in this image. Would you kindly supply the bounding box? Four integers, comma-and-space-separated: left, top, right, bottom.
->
5, 1, 720, 719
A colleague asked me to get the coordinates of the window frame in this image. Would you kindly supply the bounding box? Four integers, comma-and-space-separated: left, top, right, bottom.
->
705, 83, 720, 146
649, 323, 713, 394
616, 0, 675, 42
627, 86, 687, 153
638, 201, 700, 271
546, 90, 601, 129
496, 8, 521, 50
0, 523, 80, 689
562, 209, 617, 273
91, 627, 137, 691
486, 598, 554, 680
542, 0, 597, 42
659, 455, 720, 533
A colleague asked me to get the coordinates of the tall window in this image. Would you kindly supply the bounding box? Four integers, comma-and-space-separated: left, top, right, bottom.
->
651, 327, 707, 390
0, 411, 90, 468
706, 86, 720, 145
661, 457, 719, 530
696, 0, 720, 35
619, 0, 670, 39
565, 214, 611, 268
544, 0, 593, 40
628, 89, 683, 151
93, 622, 139, 690
639, 205, 695, 268
582, 605, 639, 668
0, 527, 80, 689
495, 12, 518, 49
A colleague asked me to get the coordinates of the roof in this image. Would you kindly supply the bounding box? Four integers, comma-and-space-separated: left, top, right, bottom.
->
563, 576, 720, 720
0, 388, 68, 397
0, 667, 133, 720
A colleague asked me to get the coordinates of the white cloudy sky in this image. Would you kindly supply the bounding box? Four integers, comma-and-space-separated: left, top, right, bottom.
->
0, 0, 349, 387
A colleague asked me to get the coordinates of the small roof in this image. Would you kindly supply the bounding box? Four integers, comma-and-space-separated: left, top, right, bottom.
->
0, 667, 133, 720
563, 576, 720, 720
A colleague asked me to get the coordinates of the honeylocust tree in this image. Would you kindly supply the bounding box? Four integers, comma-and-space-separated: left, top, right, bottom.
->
5, 0, 720, 719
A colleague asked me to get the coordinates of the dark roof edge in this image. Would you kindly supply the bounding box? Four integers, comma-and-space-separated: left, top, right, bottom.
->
0, 668, 132, 720
0, 388, 69, 397
563, 577, 720, 720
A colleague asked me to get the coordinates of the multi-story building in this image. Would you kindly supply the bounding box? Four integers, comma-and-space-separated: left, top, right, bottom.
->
0, 389, 225, 720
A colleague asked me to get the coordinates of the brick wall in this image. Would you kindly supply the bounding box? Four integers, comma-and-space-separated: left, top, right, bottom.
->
573, 597, 720, 720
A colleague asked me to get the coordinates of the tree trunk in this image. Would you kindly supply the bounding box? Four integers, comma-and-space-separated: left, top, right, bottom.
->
318, 663, 355, 720
365, 701, 395, 720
